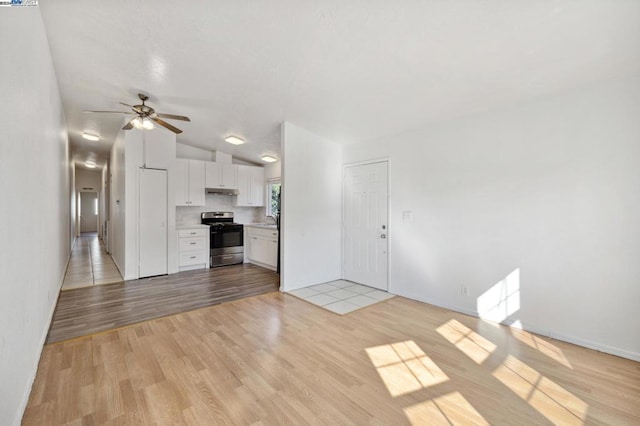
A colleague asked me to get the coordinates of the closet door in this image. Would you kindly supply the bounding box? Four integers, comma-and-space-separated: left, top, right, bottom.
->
139, 168, 167, 278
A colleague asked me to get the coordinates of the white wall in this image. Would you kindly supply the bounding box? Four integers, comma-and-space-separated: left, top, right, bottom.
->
110, 128, 177, 280
264, 160, 281, 180
110, 130, 126, 274
281, 122, 343, 291
176, 142, 215, 161
0, 8, 71, 425
344, 76, 640, 360
75, 169, 101, 192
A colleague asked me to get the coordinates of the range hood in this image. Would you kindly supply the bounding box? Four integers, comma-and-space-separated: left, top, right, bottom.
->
206, 187, 239, 195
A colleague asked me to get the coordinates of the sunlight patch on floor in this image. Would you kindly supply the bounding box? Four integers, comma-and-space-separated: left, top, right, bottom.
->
404, 391, 489, 426
366, 340, 449, 397
436, 319, 497, 364
493, 355, 587, 425
510, 327, 573, 369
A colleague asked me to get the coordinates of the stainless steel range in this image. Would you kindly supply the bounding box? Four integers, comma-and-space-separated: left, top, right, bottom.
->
201, 212, 244, 267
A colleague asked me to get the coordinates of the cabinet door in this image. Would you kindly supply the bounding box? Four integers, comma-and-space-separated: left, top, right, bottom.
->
204, 161, 222, 188
188, 160, 205, 206
252, 236, 270, 265
236, 165, 251, 206
250, 167, 265, 206
221, 164, 238, 189
267, 239, 278, 267
175, 158, 190, 206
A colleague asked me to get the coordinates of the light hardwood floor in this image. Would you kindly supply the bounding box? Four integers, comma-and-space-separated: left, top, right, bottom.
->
25, 293, 639, 425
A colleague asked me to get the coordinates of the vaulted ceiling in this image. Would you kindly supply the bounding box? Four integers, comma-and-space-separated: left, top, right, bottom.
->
39, 1, 640, 170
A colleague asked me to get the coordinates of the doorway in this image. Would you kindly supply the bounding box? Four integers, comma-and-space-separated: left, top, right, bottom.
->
79, 191, 98, 234
343, 161, 389, 290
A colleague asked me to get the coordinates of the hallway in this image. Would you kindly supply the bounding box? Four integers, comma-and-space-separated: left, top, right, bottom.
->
61, 233, 122, 290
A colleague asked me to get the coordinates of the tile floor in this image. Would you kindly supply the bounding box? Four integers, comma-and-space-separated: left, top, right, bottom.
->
61, 233, 123, 290
287, 279, 395, 314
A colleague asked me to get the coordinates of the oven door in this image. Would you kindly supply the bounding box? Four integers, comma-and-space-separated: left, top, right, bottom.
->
210, 224, 244, 255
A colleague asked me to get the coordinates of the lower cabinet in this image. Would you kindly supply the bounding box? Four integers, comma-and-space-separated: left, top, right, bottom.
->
245, 226, 278, 271
177, 227, 209, 271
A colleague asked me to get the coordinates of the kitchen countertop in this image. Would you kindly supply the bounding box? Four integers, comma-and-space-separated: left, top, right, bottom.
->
177, 224, 211, 230
244, 223, 277, 229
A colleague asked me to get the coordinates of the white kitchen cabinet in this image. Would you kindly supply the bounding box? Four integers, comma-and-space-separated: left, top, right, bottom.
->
177, 227, 209, 271
236, 165, 265, 206
205, 162, 238, 189
175, 159, 205, 206
245, 225, 278, 270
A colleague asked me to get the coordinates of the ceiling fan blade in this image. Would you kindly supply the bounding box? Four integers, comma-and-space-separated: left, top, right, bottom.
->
122, 118, 136, 130
152, 118, 183, 134
156, 113, 191, 122
83, 110, 132, 114
119, 102, 134, 108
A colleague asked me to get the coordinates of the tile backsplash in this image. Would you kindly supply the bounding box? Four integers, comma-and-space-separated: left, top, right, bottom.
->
176, 193, 265, 226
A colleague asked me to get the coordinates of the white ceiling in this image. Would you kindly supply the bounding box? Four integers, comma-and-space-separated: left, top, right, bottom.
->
39, 1, 640, 170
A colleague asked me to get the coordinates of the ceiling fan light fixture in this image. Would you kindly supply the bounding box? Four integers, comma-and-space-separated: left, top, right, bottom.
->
132, 116, 143, 129
85, 160, 96, 168
225, 136, 245, 145
260, 155, 278, 163
82, 132, 100, 141
142, 117, 155, 130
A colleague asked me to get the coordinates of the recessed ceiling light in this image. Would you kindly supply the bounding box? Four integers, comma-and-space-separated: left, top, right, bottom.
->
260, 155, 278, 163
82, 132, 100, 141
85, 160, 96, 168
225, 136, 245, 145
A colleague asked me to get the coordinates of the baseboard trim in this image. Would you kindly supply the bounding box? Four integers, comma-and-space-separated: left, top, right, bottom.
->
394, 289, 640, 362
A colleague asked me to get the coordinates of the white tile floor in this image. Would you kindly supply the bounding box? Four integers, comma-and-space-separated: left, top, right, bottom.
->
287, 279, 395, 314
61, 233, 123, 290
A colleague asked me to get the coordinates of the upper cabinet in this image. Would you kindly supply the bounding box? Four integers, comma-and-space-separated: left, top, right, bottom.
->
175, 159, 205, 206
205, 162, 238, 189
236, 165, 265, 207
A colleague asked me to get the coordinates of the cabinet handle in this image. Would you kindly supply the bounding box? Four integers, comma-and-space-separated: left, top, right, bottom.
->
190, 256, 196, 259
222, 255, 234, 259
190, 232, 196, 235
190, 242, 196, 245
252, 237, 258, 240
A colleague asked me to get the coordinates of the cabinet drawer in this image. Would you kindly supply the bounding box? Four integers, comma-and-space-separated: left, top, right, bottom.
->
179, 251, 207, 266
178, 228, 209, 238
246, 226, 278, 239
179, 237, 207, 251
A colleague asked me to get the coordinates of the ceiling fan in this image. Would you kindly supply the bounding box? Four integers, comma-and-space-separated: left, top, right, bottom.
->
84, 93, 191, 134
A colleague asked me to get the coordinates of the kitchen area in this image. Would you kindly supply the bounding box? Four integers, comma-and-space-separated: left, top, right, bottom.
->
174, 145, 281, 275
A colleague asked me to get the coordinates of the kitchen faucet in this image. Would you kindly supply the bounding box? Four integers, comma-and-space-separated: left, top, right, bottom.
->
265, 215, 277, 225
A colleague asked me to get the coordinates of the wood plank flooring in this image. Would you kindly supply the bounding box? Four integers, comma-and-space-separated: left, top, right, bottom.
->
47, 264, 280, 343
28, 293, 640, 425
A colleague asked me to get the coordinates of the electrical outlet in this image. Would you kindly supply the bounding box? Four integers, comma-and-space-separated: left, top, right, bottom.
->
461, 286, 469, 296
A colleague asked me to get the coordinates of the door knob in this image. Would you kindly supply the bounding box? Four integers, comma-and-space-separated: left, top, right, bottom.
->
380, 234, 386, 239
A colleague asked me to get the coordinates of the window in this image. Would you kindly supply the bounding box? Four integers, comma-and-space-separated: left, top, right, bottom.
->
266, 180, 281, 216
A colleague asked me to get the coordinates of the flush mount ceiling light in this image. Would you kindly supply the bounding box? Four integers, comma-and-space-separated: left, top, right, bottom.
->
225, 136, 245, 145
82, 132, 100, 141
260, 155, 278, 163
85, 160, 96, 168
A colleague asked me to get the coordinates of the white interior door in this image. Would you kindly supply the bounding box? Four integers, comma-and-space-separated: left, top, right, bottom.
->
139, 168, 167, 278
79, 192, 98, 233
343, 161, 388, 290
